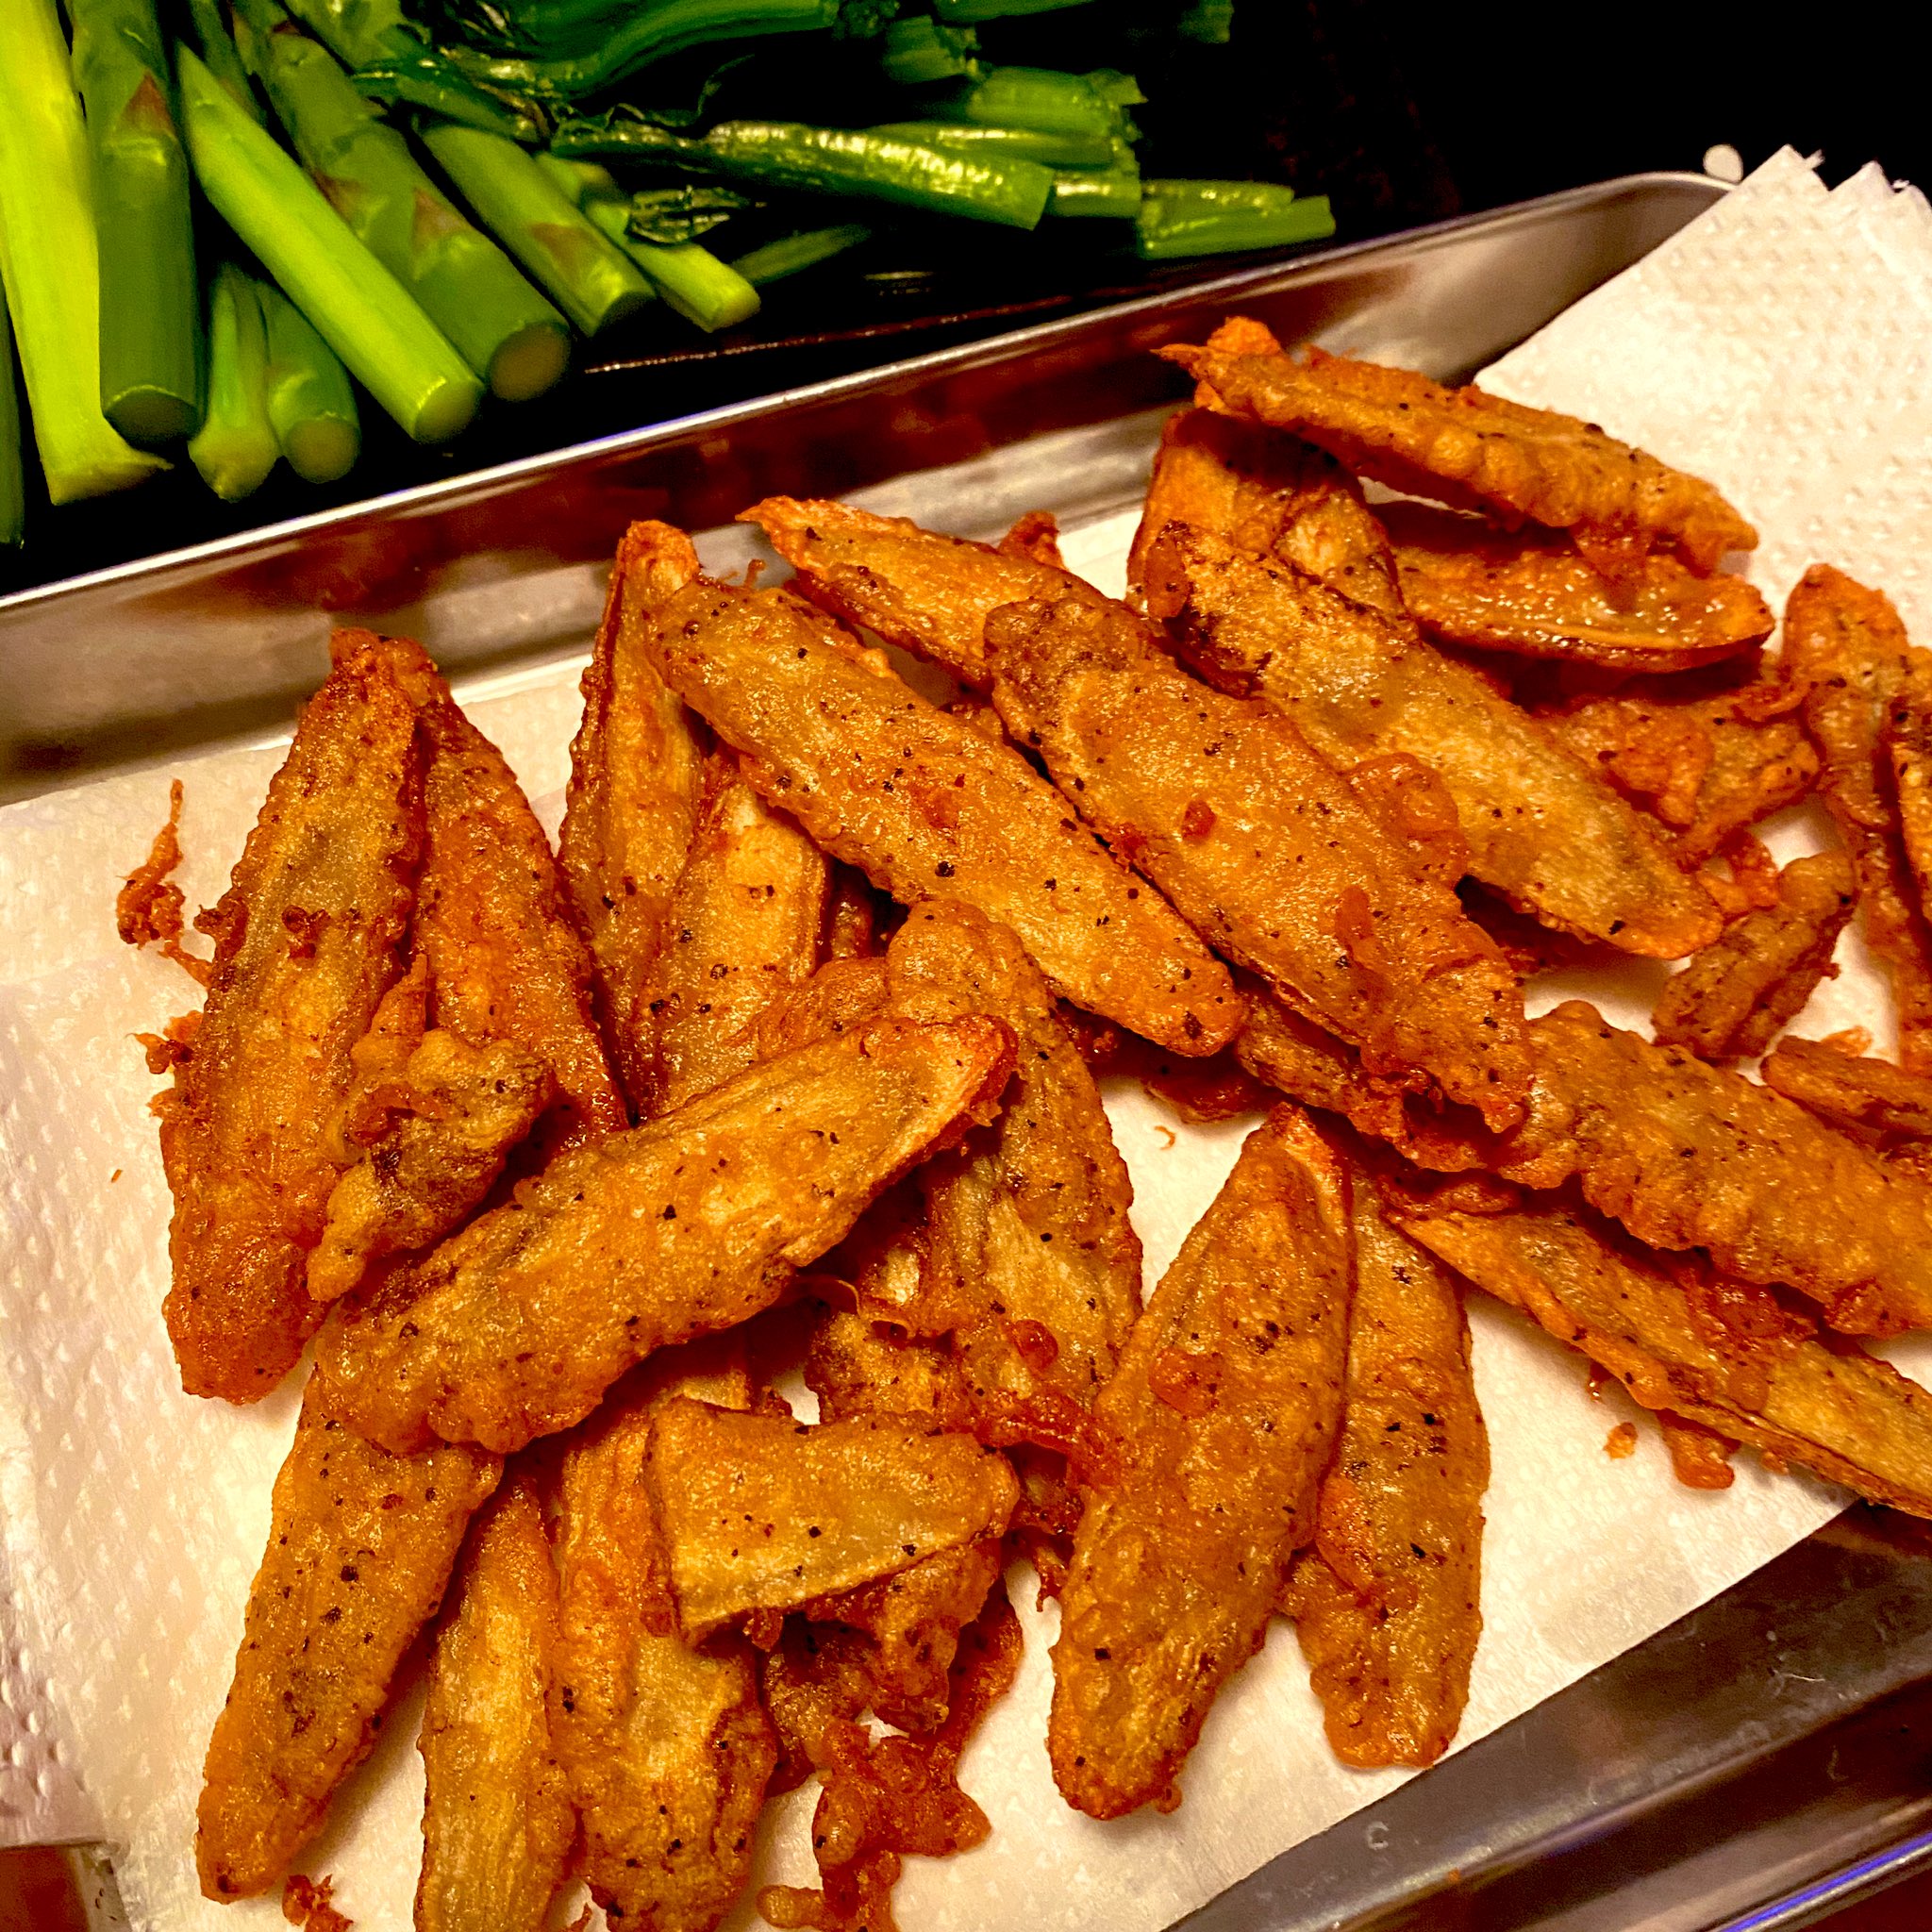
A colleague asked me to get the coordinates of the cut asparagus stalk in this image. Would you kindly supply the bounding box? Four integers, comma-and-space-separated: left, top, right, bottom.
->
420, 120, 655, 337
2, 286, 25, 547
183, 0, 265, 120
729, 223, 870, 286
1136, 178, 1336, 258
71, 0, 204, 444
258, 279, 359, 483
234, 0, 570, 401
177, 46, 481, 444
0, 0, 169, 504
188, 262, 279, 501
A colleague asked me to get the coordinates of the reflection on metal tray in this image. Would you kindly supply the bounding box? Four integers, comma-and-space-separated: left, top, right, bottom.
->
0, 170, 1716, 801
19, 166, 1925, 1932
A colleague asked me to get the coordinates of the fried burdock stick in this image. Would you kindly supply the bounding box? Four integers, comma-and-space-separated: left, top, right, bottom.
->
1393, 1188, 1932, 1519
195, 1384, 500, 1899
1380, 501, 1773, 672
1149, 521, 1723, 958
1050, 1106, 1353, 1818
986, 593, 1533, 1128
155, 630, 423, 1402
1441, 1001, 1932, 1337
1162, 331, 1757, 575
558, 521, 708, 1110
1785, 564, 1932, 1073
1762, 1034, 1932, 1141
316, 1014, 1016, 1455
551, 1336, 777, 1932
1287, 1155, 1487, 1769
1651, 851, 1857, 1060
415, 1471, 573, 1932
625, 531, 1241, 1056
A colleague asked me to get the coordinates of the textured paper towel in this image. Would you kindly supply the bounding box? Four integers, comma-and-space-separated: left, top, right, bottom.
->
2, 148, 1927, 1931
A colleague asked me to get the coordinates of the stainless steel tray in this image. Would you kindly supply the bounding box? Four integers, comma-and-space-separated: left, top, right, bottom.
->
14, 168, 1927, 1932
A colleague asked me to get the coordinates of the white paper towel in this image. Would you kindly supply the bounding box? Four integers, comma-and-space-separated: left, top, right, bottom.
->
4, 148, 1929, 1932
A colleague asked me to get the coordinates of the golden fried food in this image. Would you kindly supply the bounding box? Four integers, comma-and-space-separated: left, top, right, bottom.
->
1887, 654, 1932, 923
415, 1472, 572, 1932
752, 956, 892, 1062
988, 594, 1532, 1128
1452, 1001, 1932, 1336
307, 1027, 551, 1303
1651, 852, 1856, 1061
1785, 564, 1932, 1072
1162, 335, 1757, 574
644, 750, 829, 1114
629, 540, 1241, 1055
748, 494, 1102, 690
1540, 672, 1817, 869
1394, 1190, 1932, 1518
558, 521, 709, 1111
1381, 501, 1773, 670
118, 777, 210, 984
376, 639, 629, 1157
645, 1399, 1020, 1641
1762, 1034, 1932, 1141
1130, 404, 1405, 618
888, 900, 1143, 1410
157, 632, 424, 1403
316, 1014, 1017, 1455
1287, 1158, 1487, 1769
1150, 521, 1723, 957
806, 1304, 971, 1424
552, 1337, 776, 1932
1049, 1106, 1352, 1818
824, 862, 882, 960
196, 1383, 501, 1899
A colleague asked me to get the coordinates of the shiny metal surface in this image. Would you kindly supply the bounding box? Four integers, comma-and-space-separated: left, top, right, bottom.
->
0, 171, 1721, 801
21, 167, 1915, 1932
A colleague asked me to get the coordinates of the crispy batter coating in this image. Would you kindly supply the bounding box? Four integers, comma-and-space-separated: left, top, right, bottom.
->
1651, 852, 1856, 1060
987, 594, 1531, 1128
158, 633, 424, 1402
1130, 405, 1405, 618
1762, 1034, 1932, 1141
308, 1028, 551, 1303
1540, 672, 1817, 869
752, 957, 892, 1062
887, 901, 1143, 1410
1049, 1107, 1353, 1818
1887, 654, 1932, 925
1381, 501, 1773, 671
1162, 336, 1757, 574
552, 1338, 776, 1932
1396, 1191, 1932, 1518
316, 1015, 1018, 1455
806, 1305, 971, 1426
1152, 522, 1722, 957
824, 862, 882, 961
558, 522, 709, 1112
747, 495, 1100, 690
630, 548, 1241, 1055
1287, 1158, 1487, 1769
645, 1400, 1020, 1642
368, 638, 629, 1157
415, 1472, 572, 1932
1450, 1001, 1932, 1336
644, 750, 829, 1114
118, 777, 211, 984
1785, 564, 1932, 1072
196, 1383, 501, 1899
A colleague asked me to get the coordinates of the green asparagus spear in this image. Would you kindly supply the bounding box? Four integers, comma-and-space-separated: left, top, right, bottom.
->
419, 120, 655, 336
177, 46, 481, 443
532, 152, 758, 333
729, 223, 869, 286
1047, 159, 1140, 218
934, 0, 1094, 16
937, 66, 1140, 142
182, 0, 266, 119
234, 0, 570, 401
550, 118, 1055, 230
1135, 178, 1336, 258
0, 0, 169, 504
258, 279, 359, 482
280, 0, 419, 65
71, 0, 203, 445
879, 14, 980, 84
2, 287, 25, 547
188, 261, 279, 500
